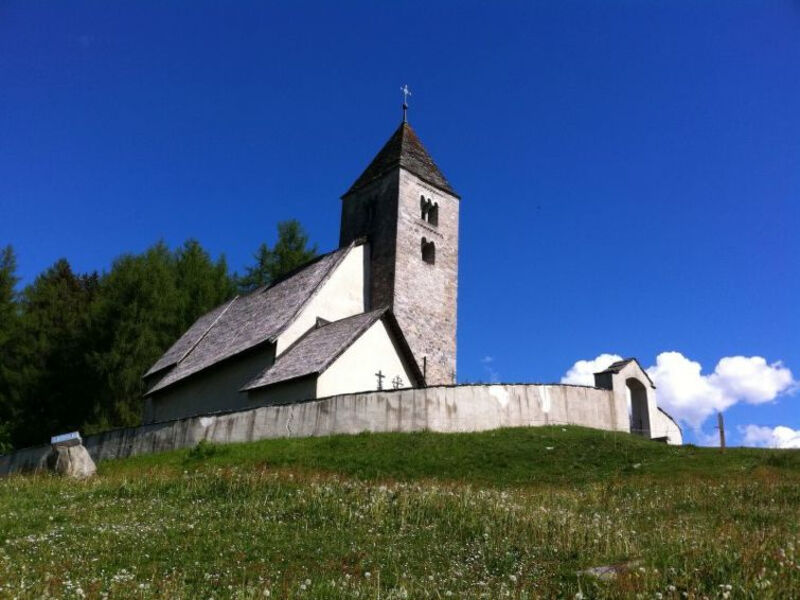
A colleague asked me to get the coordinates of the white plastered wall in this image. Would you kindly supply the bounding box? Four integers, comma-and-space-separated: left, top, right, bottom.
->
595, 360, 682, 444
2, 383, 675, 475
317, 319, 414, 397
147, 344, 275, 423
650, 409, 683, 445
275, 244, 366, 355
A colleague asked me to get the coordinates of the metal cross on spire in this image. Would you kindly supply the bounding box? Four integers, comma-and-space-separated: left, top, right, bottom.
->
400, 84, 411, 122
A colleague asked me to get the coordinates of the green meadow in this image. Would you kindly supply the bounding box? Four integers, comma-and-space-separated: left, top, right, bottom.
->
1, 426, 799, 599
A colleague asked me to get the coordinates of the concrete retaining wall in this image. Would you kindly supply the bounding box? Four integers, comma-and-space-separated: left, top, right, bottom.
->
0, 383, 629, 476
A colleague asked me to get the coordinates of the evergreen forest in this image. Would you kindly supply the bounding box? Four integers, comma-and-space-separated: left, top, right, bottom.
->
0, 220, 317, 451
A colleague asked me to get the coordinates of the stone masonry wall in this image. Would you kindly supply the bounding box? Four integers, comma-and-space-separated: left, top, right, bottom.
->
339, 173, 399, 311
0, 384, 628, 476
393, 169, 458, 385
339, 168, 459, 386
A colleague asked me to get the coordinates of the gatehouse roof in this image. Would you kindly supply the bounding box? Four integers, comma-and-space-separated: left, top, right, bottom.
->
596, 358, 655, 388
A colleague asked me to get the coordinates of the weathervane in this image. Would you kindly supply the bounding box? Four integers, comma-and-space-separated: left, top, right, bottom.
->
400, 84, 411, 122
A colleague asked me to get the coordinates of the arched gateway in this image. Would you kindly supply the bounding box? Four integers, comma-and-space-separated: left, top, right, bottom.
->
594, 358, 659, 440
626, 377, 650, 438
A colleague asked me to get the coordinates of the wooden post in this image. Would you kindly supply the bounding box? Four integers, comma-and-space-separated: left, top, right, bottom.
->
717, 411, 726, 451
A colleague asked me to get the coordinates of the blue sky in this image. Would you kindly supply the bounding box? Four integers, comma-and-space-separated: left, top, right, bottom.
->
1, 1, 798, 446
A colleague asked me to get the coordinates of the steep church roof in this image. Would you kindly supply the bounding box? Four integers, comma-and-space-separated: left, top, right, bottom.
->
241, 308, 423, 391
344, 122, 458, 197
144, 244, 355, 396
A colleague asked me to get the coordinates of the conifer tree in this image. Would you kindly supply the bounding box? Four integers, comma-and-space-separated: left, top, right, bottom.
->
89, 240, 236, 431
0, 246, 19, 452
270, 220, 319, 280
237, 243, 272, 293
175, 239, 236, 330
0, 246, 17, 342
89, 242, 181, 430
237, 220, 318, 293
11, 259, 98, 447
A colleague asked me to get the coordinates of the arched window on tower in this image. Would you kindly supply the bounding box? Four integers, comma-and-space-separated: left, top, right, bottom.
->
421, 237, 436, 264
427, 202, 439, 226
420, 196, 439, 227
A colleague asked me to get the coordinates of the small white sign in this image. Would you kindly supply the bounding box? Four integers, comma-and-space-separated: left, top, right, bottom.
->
51, 431, 82, 447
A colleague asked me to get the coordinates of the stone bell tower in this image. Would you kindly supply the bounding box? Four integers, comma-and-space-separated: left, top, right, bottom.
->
339, 114, 459, 386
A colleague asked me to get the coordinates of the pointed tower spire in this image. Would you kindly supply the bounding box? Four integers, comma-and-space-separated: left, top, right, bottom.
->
343, 121, 457, 197
339, 114, 460, 386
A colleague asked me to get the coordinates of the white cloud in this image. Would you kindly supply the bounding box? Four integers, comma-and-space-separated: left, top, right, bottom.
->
646, 352, 729, 427
740, 425, 800, 449
649, 353, 795, 428
711, 356, 794, 405
480, 355, 499, 383
560, 353, 623, 386
561, 352, 796, 430
694, 428, 723, 448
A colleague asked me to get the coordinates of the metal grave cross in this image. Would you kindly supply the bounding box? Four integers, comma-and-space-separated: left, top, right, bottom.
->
375, 370, 385, 391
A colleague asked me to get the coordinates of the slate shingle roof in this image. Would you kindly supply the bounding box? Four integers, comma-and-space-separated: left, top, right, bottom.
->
344, 122, 458, 197
596, 358, 655, 387
144, 245, 353, 396
241, 308, 389, 391
144, 299, 235, 378
597, 359, 636, 374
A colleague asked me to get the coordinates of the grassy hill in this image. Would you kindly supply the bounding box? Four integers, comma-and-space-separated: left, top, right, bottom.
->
1, 426, 799, 599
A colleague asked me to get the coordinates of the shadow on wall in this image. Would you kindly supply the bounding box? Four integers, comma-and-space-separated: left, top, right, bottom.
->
627, 378, 650, 438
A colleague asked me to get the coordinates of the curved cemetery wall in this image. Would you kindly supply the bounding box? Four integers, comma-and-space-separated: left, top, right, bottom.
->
0, 383, 638, 476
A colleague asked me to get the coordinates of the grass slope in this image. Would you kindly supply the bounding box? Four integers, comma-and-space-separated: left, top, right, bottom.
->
1, 426, 799, 599
106, 425, 800, 485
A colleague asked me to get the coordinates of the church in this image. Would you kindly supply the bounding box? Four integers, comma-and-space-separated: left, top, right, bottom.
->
143, 113, 459, 424
0, 105, 684, 476
137, 106, 680, 449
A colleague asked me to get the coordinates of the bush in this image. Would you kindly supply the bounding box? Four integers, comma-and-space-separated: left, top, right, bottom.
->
185, 440, 228, 461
